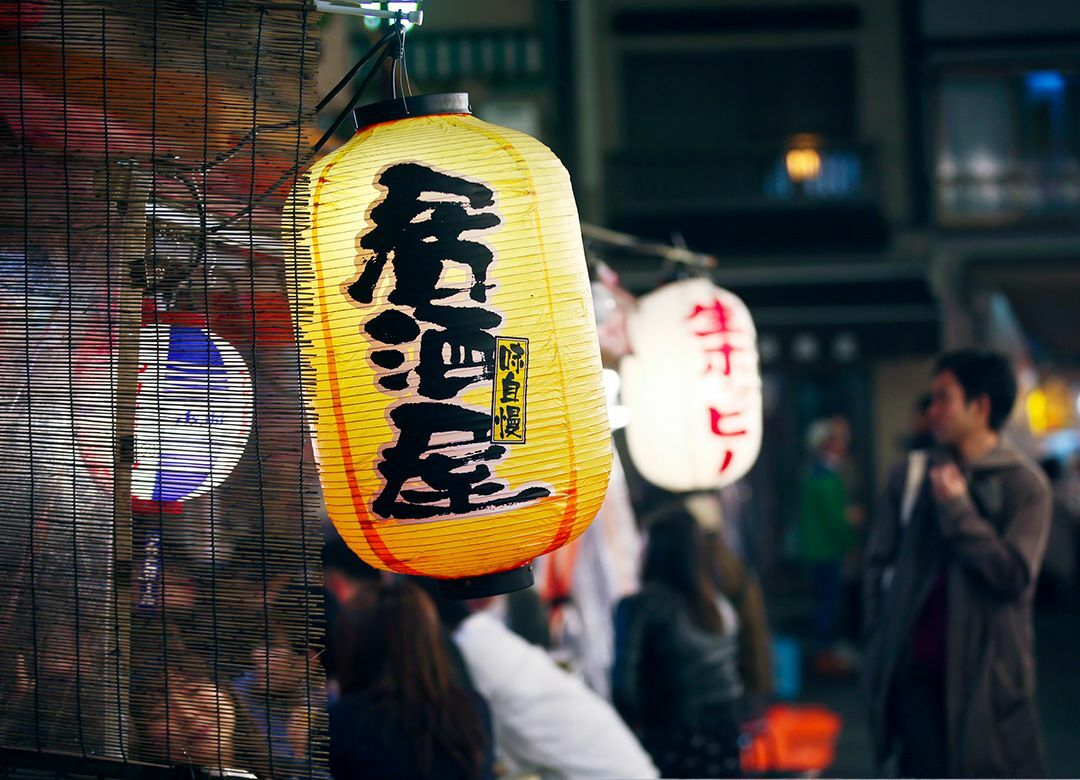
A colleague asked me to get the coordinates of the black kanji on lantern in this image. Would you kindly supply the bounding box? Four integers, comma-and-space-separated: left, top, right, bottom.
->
414, 305, 499, 400
373, 402, 550, 520
349, 163, 543, 519
347, 162, 500, 309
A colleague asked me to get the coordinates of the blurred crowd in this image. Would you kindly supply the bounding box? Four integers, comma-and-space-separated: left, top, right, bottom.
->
320, 490, 771, 780
318, 348, 1069, 780
4, 349, 1069, 780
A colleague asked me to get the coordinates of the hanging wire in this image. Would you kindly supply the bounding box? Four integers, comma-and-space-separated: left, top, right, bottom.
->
391, 21, 412, 101
316, 24, 399, 113
390, 19, 408, 102
401, 27, 414, 97
393, 22, 408, 109
311, 26, 398, 154
77, 19, 410, 244
163, 121, 298, 175
205, 165, 304, 233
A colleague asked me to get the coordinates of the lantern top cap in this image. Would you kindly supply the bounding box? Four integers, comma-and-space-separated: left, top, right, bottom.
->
352, 92, 471, 131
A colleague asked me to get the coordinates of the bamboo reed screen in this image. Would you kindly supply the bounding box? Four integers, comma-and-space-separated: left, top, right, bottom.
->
0, 1, 325, 776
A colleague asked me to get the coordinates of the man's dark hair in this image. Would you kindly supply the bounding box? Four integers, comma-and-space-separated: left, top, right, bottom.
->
916, 392, 933, 414
934, 349, 1017, 432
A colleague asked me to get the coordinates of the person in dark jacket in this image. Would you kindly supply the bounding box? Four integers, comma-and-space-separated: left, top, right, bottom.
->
708, 530, 774, 717
862, 350, 1051, 778
687, 491, 775, 716
329, 579, 495, 780
613, 506, 744, 778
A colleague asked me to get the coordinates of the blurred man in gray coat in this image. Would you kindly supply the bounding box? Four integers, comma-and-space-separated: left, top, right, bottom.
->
863, 350, 1051, 777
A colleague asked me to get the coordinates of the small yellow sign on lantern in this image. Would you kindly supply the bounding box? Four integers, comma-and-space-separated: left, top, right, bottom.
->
285, 94, 611, 594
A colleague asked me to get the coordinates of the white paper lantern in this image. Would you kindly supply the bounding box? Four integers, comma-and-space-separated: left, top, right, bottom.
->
77, 315, 253, 506
621, 278, 762, 491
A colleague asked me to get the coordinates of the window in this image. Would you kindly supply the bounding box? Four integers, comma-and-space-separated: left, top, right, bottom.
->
935, 67, 1080, 224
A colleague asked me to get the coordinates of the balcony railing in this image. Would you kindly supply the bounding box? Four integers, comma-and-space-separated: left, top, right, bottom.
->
604, 144, 878, 217
935, 162, 1080, 226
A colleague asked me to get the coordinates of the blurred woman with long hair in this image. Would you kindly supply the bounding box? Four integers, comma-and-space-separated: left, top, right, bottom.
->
329, 579, 494, 780
612, 505, 744, 777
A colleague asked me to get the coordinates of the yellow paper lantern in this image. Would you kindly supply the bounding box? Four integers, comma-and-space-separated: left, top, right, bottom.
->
285, 94, 611, 595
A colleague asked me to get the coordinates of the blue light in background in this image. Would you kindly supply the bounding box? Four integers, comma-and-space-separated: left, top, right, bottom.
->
1025, 70, 1067, 97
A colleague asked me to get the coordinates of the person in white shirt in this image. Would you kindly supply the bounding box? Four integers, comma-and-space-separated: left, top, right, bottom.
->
451, 603, 659, 780
534, 450, 644, 700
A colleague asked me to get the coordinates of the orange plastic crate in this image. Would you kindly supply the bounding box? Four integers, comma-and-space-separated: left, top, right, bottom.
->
741, 704, 842, 775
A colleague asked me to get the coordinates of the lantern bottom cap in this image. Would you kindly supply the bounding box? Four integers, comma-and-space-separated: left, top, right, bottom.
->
437, 564, 534, 600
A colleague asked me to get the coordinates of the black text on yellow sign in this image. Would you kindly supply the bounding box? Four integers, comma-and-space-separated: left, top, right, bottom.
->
492, 336, 529, 444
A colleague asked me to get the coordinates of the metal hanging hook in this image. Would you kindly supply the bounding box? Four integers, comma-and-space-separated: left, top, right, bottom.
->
314, 0, 424, 26
313, 4, 421, 153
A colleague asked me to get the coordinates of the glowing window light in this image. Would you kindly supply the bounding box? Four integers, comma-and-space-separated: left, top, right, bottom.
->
786, 147, 822, 183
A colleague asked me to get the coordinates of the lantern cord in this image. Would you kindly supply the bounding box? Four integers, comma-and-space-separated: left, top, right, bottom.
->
316, 25, 399, 113
390, 23, 411, 100
161, 120, 297, 174
212, 24, 392, 231
391, 51, 399, 99
400, 26, 413, 98
312, 23, 402, 154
